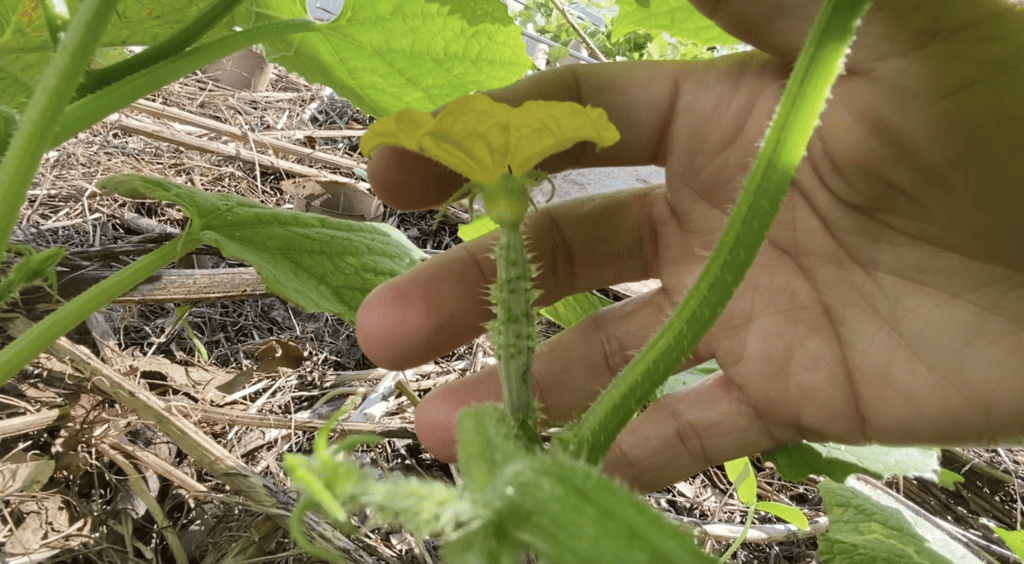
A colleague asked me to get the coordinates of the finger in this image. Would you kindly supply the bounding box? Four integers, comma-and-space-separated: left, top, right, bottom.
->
355, 185, 662, 370
367, 60, 696, 210
414, 286, 714, 463
602, 370, 794, 492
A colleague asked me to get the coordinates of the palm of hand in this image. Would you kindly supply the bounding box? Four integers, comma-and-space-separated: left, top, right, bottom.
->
356, 0, 1024, 491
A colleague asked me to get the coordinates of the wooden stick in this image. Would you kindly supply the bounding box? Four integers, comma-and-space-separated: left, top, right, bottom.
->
128, 99, 365, 172
3, 316, 386, 564
115, 117, 364, 188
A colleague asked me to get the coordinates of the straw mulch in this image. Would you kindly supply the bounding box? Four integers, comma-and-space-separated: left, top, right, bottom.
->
1, 64, 1021, 564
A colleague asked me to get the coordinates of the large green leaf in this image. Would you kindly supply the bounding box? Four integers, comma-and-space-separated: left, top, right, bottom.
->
491, 452, 716, 564
612, 0, 739, 46
96, 174, 425, 324
818, 479, 956, 564
247, 0, 533, 116
455, 404, 713, 563
764, 442, 940, 483
0, 0, 57, 110
99, 0, 235, 47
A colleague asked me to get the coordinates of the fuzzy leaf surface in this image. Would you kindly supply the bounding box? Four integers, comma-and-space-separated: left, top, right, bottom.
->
97, 174, 425, 324
612, 0, 739, 46
818, 479, 953, 564
490, 452, 716, 564
246, 0, 533, 116
765, 442, 939, 483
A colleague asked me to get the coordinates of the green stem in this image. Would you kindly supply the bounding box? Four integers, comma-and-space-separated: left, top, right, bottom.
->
558, 0, 873, 465
76, 0, 249, 98
0, 234, 200, 386
53, 19, 316, 149
716, 504, 757, 564
493, 226, 542, 447
0, 0, 120, 257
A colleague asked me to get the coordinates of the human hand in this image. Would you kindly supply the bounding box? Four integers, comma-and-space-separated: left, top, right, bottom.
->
355, 0, 1024, 492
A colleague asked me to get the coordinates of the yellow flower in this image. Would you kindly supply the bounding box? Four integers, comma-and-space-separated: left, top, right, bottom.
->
361, 93, 620, 187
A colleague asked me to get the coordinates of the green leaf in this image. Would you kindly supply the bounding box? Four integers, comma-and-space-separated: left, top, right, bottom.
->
444, 522, 525, 564
455, 404, 532, 495
0, 245, 64, 309
98, 0, 235, 47
936, 468, 965, 490
818, 479, 955, 564
724, 457, 757, 506
754, 501, 808, 530
612, 0, 740, 47
96, 174, 425, 324
764, 442, 940, 483
491, 453, 716, 564
655, 359, 720, 398
247, 0, 534, 116
988, 524, 1024, 561
540, 291, 613, 329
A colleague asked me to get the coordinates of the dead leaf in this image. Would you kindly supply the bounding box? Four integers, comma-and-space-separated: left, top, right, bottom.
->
255, 339, 305, 373
0, 458, 55, 497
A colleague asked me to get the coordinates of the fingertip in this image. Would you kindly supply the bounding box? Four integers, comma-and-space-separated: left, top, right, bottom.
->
414, 373, 504, 463
366, 146, 467, 210
414, 387, 460, 462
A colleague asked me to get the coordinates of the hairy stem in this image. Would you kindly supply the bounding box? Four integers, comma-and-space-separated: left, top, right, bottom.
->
492, 226, 542, 446
558, 0, 873, 465
0, 234, 200, 386
0, 0, 120, 257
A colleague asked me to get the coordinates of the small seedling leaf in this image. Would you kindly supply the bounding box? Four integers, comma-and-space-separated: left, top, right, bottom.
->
724, 457, 757, 506
818, 479, 955, 564
936, 468, 965, 490
457, 215, 499, 242
754, 501, 809, 530
0, 245, 64, 309
97, 174, 425, 324
986, 522, 1024, 561
764, 442, 940, 483
247, 0, 534, 116
612, 0, 741, 46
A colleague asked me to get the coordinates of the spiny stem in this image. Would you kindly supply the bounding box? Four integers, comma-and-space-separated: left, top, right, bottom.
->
558, 0, 873, 465
492, 226, 542, 447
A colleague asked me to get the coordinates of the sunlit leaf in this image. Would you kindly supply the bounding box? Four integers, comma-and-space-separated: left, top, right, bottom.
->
765, 442, 940, 483
724, 457, 757, 506
612, 0, 740, 46
818, 479, 955, 564
755, 501, 808, 530
248, 0, 534, 116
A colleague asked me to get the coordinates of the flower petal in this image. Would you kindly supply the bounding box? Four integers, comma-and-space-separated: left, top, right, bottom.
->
506, 100, 620, 176
361, 94, 620, 186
